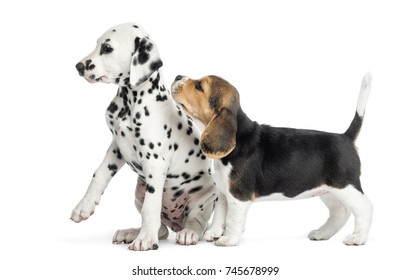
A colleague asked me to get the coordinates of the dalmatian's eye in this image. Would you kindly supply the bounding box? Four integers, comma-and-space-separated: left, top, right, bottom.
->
195, 81, 204, 92
100, 43, 113, 55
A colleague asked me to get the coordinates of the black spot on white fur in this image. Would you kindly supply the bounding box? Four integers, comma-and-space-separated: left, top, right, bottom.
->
136, 38, 152, 65
147, 185, 155, 193
107, 164, 118, 176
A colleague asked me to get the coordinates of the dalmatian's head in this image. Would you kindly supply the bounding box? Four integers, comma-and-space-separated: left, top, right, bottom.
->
75, 23, 163, 87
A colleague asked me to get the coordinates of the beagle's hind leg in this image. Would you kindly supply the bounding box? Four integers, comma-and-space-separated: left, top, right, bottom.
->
329, 185, 373, 245
308, 192, 351, 241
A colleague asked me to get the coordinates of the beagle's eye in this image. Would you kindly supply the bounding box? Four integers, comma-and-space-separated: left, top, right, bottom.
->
100, 43, 113, 55
195, 81, 204, 92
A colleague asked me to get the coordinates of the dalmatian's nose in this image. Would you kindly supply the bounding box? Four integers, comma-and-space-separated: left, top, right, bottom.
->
75, 62, 85, 77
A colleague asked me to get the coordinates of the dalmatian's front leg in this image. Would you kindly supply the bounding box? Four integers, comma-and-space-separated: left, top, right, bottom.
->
128, 163, 166, 251
71, 141, 125, 222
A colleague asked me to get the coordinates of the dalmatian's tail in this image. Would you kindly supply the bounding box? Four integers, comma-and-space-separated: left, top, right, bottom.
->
344, 72, 372, 141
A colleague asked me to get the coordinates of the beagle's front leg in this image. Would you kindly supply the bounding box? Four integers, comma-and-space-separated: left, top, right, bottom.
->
128, 163, 166, 251
71, 141, 125, 222
215, 192, 252, 246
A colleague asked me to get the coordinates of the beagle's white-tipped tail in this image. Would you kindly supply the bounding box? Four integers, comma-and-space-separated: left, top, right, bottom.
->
356, 72, 372, 118
344, 72, 372, 141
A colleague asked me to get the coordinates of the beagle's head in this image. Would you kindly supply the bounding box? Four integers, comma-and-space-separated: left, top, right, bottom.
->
171, 75, 240, 159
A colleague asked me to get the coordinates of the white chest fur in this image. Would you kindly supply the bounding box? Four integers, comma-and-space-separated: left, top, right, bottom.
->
212, 160, 232, 196
105, 74, 172, 175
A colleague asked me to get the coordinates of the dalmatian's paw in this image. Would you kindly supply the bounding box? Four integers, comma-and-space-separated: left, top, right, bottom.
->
113, 228, 140, 244
204, 227, 224, 241
343, 233, 366, 246
70, 198, 99, 223
176, 229, 199, 245
128, 231, 159, 251
215, 235, 240, 247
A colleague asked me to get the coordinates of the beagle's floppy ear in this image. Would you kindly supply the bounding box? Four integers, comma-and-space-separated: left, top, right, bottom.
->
200, 107, 238, 159
130, 36, 163, 86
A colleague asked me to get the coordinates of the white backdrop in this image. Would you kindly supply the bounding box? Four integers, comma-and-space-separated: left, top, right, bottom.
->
1, 0, 409, 279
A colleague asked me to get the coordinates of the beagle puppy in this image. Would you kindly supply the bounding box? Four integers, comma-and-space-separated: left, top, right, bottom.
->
171, 74, 373, 246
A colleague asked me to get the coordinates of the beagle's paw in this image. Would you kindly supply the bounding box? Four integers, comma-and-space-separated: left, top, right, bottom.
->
176, 229, 199, 245
308, 229, 332, 241
343, 233, 367, 246
215, 235, 240, 247
204, 227, 224, 241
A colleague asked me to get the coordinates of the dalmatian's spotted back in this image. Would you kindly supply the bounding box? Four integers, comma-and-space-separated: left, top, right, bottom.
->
71, 23, 217, 251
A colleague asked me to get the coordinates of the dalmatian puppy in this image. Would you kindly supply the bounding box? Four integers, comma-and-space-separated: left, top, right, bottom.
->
71, 23, 217, 251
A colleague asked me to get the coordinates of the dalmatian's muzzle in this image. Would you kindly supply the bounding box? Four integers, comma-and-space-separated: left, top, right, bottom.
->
75, 60, 101, 82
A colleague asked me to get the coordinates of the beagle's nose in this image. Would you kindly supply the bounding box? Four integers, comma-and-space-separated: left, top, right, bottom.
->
175, 75, 183, 81
75, 62, 85, 76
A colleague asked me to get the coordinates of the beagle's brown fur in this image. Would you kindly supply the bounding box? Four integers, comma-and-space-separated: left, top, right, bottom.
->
172, 76, 239, 160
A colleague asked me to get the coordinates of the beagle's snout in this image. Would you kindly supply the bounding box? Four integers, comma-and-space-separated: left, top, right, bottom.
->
171, 75, 189, 93
174, 75, 189, 83
75, 62, 85, 77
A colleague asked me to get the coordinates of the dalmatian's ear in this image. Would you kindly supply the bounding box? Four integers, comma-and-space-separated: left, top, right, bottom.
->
130, 36, 163, 86
200, 107, 238, 159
